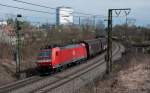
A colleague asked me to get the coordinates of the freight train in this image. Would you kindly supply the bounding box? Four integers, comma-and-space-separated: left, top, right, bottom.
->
36, 38, 107, 73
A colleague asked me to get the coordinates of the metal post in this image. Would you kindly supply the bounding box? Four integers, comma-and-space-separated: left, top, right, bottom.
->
93, 16, 96, 31
125, 15, 128, 46
79, 16, 83, 32
15, 14, 22, 78
106, 9, 112, 74
79, 16, 81, 25
124, 10, 130, 42
106, 8, 131, 74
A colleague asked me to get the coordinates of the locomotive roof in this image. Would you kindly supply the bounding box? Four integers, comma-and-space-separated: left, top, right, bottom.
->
60, 43, 82, 49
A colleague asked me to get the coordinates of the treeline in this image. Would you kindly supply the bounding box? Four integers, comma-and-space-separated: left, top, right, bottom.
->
0, 18, 105, 69
1, 18, 150, 70
112, 24, 150, 43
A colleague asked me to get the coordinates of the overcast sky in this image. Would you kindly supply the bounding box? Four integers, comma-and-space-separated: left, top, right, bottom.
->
0, 0, 149, 26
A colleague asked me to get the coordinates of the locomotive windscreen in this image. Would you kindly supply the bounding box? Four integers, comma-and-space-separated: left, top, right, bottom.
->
37, 49, 52, 61
38, 50, 52, 57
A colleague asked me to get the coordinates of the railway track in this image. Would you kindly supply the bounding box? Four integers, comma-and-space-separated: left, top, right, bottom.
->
0, 76, 45, 93
0, 42, 124, 93
33, 42, 123, 93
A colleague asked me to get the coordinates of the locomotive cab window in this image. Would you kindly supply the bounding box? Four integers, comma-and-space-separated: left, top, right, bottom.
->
38, 49, 52, 59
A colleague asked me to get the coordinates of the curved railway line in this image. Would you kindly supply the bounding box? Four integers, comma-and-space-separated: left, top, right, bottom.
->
0, 42, 125, 93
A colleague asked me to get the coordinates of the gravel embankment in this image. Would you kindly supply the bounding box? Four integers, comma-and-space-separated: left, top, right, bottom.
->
0, 59, 16, 86
78, 53, 150, 93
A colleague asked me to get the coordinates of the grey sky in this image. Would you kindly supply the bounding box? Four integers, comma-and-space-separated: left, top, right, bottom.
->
0, 0, 149, 26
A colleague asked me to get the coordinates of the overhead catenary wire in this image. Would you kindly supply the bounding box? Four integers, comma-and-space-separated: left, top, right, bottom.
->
0, 4, 97, 25
0, 3, 130, 23
12, 0, 91, 15
0, 3, 129, 22
12, 0, 104, 16
0, 3, 54, 14
13, 0, 56, 10
4, 0, 129, 18
0, 3, 80, 18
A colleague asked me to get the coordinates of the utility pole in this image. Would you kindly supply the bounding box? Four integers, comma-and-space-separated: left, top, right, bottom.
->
15, 14, 22, 78
106, 8, 131, 74
93, 15, 96, 31
124, 10, 130, 42
106, 9, 113, 74
79, 16, 82, 32
79, 16, 81, 25
79, 16, 83, 32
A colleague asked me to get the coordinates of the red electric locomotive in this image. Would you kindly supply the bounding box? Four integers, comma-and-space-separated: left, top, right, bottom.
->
36, 43, 87, 71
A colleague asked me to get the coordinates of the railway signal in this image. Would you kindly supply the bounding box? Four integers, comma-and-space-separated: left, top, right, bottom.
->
15, 14, 22, 78
106, 8, 131, 74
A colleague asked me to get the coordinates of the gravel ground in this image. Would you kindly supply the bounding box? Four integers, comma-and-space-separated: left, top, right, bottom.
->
0, 59, 16, 86
78, 53, 150, 93
0, 58, 36, 87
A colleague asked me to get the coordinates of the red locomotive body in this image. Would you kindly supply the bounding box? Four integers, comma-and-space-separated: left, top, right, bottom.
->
36, 43, 87, 70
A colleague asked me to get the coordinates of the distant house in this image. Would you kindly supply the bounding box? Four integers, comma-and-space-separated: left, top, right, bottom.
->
0, 24, 17, 45
0, 20, 7, 26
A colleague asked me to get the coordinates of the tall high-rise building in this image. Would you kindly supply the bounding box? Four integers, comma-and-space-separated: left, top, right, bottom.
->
56, 7, 74, 25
